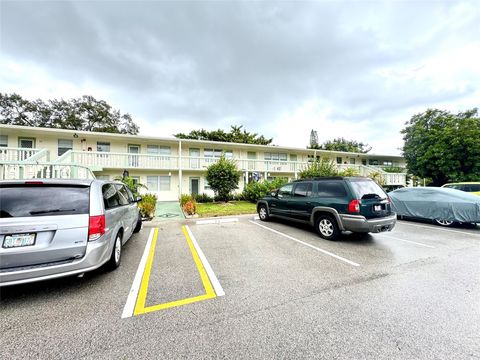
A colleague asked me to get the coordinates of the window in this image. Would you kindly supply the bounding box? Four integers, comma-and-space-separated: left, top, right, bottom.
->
96, 175, 109, 181
0, 184, 90, 217
362, 159, 367, 165
159, 146, 171, 155
317, 181, 347, 198
204, 179, 211, 190
102, 184, 120, 209
349, 179, 386, 199
0, 135, 7, 147
147, 176, 171, 191
368, 159, 379, 166
336, 157, 342, 164
264, 152, 287, 161
147, 145, 159, 154
131, 176, 140, 185
382, 161, 393, 166
115, 185, 130, 205
294, 182, 313, 197
58, 139, 73, 156
350, 158, 356, 165
147, 176, 158, 191
97, 142, 110, 152
278, 184, 293, 199
159, 176, 170, 191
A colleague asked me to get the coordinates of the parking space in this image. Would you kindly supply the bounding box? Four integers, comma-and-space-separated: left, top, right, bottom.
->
1, 217, 479, 359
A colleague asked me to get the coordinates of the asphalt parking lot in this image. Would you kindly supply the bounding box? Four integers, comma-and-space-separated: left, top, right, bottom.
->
1, 217, 479, 359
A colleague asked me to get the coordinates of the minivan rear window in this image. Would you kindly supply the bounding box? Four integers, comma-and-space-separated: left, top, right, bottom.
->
0, 184, 90, 218
349, 179, 387, 199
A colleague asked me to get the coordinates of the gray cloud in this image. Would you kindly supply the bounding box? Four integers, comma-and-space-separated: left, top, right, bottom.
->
1, 0, 479, 153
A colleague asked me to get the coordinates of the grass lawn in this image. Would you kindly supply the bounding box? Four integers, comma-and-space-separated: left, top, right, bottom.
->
196, 201, 257, 218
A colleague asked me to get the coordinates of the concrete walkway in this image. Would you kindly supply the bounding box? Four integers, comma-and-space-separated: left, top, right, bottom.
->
154, 201, 185, 222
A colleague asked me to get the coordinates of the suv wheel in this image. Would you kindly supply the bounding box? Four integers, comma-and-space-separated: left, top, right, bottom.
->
315, 215, 340, 241
258, 204, 269, 221
106, 232, 122, 270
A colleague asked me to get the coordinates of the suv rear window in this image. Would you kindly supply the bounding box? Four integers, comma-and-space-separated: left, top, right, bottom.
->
349, 179, 387, 199
0, 184, 90, 218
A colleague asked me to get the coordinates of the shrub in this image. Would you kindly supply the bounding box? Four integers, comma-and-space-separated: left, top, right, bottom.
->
193, 193, 214, 203
180, 194, 193, 207
368, 171, 385, 186
382, 166, 405, 173
115, 176, 147, 197
138, 193, 157, 219
242, 178, 287, 202
206, 155, 241, 202
299, 158, 338, 178
182, 199, 197, 215
338, 167, 360, 177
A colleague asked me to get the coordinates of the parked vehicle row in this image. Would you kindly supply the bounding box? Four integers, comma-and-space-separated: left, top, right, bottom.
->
0, 179, 142, 287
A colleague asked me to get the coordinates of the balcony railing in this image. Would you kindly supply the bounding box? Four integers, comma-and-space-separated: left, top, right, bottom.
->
0, 162, 94, 180
56, 150, 179, 170
52, 151, 407, 186
0, 147, 43, 162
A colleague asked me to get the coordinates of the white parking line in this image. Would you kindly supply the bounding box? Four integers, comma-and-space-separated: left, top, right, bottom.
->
249, 220, 360, 267
398, 221, 480, 238
122, 228, 156, 319
185, 225, 225, 297
376, 233, 435, 248
196, 218, 239, 225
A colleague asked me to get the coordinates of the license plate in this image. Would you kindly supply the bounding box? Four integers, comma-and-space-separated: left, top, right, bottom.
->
374, 205, 382, 212
3, 233, 36, 248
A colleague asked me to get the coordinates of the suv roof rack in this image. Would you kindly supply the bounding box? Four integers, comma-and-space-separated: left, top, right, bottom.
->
293, 176, 344, 182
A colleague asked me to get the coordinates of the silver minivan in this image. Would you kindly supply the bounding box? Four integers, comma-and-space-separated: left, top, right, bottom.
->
0, 179, 142, 286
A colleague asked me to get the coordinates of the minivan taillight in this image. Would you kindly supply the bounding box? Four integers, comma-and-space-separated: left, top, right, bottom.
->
348, 199, 361, 214
88, 215, 105, 241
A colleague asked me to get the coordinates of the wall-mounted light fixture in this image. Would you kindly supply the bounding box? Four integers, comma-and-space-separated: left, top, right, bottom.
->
73, 133, 79, 138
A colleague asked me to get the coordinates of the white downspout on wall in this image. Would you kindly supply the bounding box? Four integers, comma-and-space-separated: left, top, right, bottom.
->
178, 140, 182, 197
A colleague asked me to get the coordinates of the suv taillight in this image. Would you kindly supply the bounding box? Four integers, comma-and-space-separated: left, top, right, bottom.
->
348, 199, 361, 214
88, 215, 105, 241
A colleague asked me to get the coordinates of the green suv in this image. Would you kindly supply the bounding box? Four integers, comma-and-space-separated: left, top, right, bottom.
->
256, 177, 396, 240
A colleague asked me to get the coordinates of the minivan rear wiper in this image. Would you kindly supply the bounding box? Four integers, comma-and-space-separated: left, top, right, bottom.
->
29, 209, 76, 215
361, 193, 381, 199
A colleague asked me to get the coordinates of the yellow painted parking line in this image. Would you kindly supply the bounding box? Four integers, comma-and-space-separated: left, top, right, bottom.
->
133, 226, 216, 316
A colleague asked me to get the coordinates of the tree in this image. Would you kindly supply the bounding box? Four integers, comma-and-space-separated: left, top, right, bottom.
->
402, 108, 480, 186
175, 125, 272, 145
0, 93, 139, 134
205, 155, 241, 202
309, 129, 319, 148
310, 137, 371, 153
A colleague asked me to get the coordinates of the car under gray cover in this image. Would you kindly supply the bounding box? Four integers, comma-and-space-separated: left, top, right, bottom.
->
389, 187, 480, 224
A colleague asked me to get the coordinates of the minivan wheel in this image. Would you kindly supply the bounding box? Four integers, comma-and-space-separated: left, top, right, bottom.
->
133, 214, 142, 233
106, 233, 122, 270
258, 205, 269, 221
315, 215, 340, 241
435, 219, 454, 227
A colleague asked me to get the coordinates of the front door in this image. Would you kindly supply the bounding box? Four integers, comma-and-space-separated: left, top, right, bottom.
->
190, 178, 200, 196
128, 145, 140, 167
18, 137, 36, 160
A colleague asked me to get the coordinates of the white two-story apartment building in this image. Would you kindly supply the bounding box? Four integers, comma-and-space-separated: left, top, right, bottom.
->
0, 125, 407, 200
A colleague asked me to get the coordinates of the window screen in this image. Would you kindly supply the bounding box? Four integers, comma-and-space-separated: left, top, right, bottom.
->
97, 142, 110, 152
159, 176, 170, 191
0, 135, 7, 147
58, 139, 73, 156
147, 176, 158, 191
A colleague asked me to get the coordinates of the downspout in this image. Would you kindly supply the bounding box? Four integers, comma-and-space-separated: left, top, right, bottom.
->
178, 140, 182, 198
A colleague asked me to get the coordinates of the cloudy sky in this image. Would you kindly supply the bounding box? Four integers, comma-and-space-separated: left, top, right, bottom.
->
1, 0, 479, 155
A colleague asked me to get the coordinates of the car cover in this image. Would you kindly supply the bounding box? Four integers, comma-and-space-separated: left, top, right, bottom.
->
389, 187, 480, 223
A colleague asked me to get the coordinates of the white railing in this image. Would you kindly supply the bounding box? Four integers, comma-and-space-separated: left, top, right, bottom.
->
0, 162, 95, 180
50, 151, 407, 186
55, 150, 179, 170
24, 148, 50, 162
0, 147, 42, 162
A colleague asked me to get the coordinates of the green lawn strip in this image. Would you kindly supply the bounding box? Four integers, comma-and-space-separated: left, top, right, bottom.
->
196, 201, 257, 218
